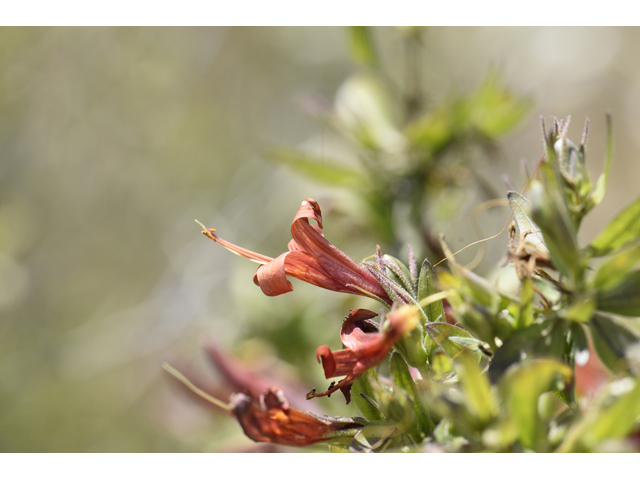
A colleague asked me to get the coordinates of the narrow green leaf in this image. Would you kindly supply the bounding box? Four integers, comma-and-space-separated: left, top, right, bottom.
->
596, 270, 640, 317
454, 354, 498, 423
561, 294, 596, 324
593, 238, 640, 291
268, 147, 366, 188
590, 312, 640, 371
417, 259, 445, 322
587, 379, 640, 442
591, 113, 614, 206
394, 322, 429, 368
348, 26, 378, 68
424, 322, 482, 362
498, 358, 572, 451
389, 353, 433, 436
488, 319, 568, 383
590, 194, 640, 257
558, 378, 640, 452
528, 179, 582, 286
351, 370, 384, 421
517, 277, 535, 330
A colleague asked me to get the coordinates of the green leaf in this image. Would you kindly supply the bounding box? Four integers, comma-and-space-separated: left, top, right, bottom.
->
417, 259, 445, 322
585, 379, 640, 443
454, 354, 497, 424
424, 322, 482, 362
593, 238, 640, 291
488, 319, 568, 383
348, 26, 378, 68
561, 294, 595, 324
268, 147, 366, 188
590, 312, 640, 372
517, 277, 535, 330
394, 322, 429, 368
498, 358, 572, 451
528, 178, 582, 287
558, 378, 640, 452
590, 194, 640, 257
591, 113, 613, 207
351, 369, 384, 421
596, 270, 640, 317
389, 353, 434, 436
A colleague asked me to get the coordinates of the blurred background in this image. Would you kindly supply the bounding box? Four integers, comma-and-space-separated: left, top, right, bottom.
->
1, 26, 639, 452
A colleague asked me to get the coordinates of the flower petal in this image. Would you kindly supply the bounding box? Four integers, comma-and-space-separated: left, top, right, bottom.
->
253, 252, 294, 296
290, 200, 390, 301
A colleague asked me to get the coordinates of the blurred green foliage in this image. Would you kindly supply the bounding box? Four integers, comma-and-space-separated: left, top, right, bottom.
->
2, 26, 640, 453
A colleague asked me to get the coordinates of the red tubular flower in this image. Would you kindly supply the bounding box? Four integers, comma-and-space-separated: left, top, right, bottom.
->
231, 387, 366, 447
309, 307, 419, 404
203, 198, 391, 305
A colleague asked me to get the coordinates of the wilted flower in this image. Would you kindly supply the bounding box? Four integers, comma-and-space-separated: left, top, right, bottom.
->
231, 387, 366, 447
308, 306, 419, 404
203, 198, 391, 305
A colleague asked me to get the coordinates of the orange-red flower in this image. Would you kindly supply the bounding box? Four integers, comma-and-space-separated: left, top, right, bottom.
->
309, 307, 419, 404
203, 198, 391, 305
231, 386, 366, 447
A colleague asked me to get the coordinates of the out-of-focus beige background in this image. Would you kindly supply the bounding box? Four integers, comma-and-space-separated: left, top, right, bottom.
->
1, 27, 638, 452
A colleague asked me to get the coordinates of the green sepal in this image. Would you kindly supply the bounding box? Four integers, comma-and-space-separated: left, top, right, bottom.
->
383, 254, 416, 298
